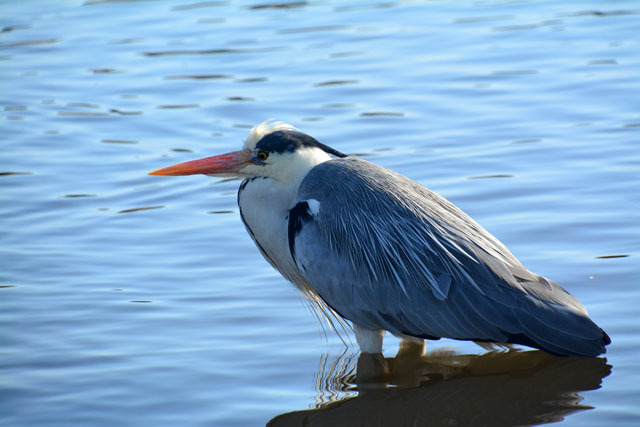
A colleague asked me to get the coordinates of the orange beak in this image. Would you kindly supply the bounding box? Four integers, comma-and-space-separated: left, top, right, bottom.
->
149, 150, 252, 176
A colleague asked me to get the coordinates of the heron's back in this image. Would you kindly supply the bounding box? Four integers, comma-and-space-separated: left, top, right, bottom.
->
291, 157, 609, 356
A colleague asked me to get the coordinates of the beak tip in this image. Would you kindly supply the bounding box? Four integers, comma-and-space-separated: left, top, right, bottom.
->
148, 167, 177, 176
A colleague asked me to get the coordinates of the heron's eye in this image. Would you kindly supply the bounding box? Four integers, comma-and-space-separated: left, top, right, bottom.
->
257, 151, 269, 161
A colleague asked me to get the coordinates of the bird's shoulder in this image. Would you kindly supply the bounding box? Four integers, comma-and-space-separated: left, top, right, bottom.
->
294, 157, 485, 250
290, 157, 581, 307
295, 157, 442, 213
290, 157, 480, 298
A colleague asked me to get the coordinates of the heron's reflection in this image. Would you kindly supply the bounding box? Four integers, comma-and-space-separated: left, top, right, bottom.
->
269, 345, 611, 426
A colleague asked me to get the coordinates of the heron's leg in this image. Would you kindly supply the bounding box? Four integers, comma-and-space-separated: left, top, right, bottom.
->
353, 324, 385, 354
398, 337, 426, 357
356, 352, 389, 385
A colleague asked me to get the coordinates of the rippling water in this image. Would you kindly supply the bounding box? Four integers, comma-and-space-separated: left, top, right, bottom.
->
1, 1, 639, 426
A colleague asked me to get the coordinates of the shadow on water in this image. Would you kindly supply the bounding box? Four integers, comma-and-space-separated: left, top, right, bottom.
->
269, 348, 611, 427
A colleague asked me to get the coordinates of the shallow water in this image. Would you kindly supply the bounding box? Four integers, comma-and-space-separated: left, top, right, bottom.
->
1, 1, 639, 426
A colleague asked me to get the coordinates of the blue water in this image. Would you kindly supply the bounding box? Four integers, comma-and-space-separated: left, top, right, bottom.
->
1, 1, 639, 426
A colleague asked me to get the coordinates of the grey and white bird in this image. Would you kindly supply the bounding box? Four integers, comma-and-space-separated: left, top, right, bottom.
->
150, 120, 610, 357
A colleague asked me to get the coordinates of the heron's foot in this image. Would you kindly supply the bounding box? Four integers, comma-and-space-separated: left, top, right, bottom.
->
386, 339, 429, 387
356, 352, 389, 387
397, 338, 426, 358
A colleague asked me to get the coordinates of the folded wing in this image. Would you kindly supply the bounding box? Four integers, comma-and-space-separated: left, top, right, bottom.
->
289, 158, 609, 357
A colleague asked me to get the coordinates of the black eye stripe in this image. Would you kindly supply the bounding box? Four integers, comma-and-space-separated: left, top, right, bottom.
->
255, 130, 346, 158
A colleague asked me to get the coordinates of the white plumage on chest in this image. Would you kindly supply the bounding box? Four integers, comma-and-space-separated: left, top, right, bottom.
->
238, 177, 304, 285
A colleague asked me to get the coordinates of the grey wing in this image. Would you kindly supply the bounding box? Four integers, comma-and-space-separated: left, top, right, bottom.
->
289, 158, 608, 357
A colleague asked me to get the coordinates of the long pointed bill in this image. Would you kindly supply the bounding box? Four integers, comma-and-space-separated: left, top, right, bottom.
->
149, 150, 252, 176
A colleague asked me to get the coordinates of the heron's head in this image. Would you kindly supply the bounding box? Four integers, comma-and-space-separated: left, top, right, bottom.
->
149, 120, 346, 184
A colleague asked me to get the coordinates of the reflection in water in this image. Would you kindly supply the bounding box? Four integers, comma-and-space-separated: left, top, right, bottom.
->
313, 347, 359, 407
270, 347, 611, 427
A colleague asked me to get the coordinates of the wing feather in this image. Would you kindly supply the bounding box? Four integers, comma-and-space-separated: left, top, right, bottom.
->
290, 158, 608, 356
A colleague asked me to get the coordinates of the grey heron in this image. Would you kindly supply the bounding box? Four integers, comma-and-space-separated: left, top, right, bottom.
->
150, 120, 610, 357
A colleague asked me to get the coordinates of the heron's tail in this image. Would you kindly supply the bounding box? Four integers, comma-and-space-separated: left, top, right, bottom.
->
496, 294, 611, 357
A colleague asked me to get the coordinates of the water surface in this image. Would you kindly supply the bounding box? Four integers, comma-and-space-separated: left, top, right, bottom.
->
1, 1, 639, 426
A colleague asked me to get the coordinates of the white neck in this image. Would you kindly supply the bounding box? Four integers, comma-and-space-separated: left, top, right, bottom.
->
275, 147, 332, 186
237, 146, 332, 286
